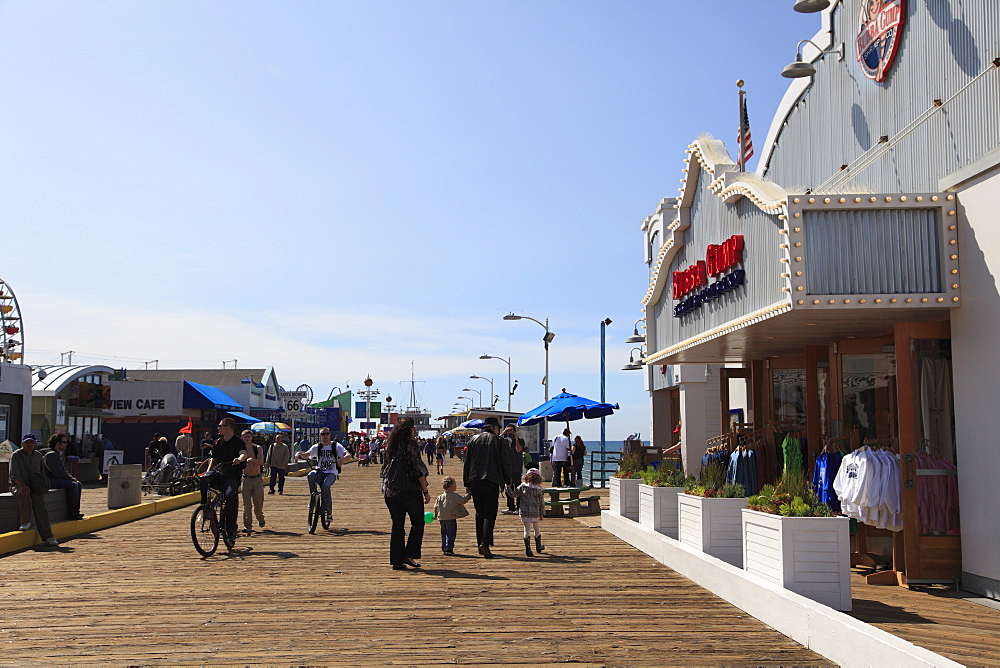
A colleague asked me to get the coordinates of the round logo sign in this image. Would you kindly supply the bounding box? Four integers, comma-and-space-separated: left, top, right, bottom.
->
856, 0, 906, 82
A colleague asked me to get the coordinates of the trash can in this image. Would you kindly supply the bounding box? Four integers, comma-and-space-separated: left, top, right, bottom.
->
108, 464, 142, 509
539, 459, 553, 483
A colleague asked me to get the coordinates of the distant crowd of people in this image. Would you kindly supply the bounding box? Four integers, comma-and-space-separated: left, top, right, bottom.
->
13, 418, 586, 564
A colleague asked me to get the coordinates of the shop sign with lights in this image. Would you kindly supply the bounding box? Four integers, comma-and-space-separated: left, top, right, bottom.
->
673, 235, 745, 317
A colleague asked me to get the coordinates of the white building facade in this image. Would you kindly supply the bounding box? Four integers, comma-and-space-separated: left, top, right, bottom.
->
638, 2, 998, 597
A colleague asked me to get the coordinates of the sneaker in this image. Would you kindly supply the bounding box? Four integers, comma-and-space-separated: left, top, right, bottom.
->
278, 491, 283, 495
325, 513, 333, 523
45, 537, 59, 546
75, 514, 85, 521
268, 490, 275, 495
501, 509, 517, 515
18, 523, 31, 531
260, 519, 266, 528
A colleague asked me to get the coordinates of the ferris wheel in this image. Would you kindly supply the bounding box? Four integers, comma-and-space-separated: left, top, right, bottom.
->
0, 277, 24, 364
297, 383, 314, 406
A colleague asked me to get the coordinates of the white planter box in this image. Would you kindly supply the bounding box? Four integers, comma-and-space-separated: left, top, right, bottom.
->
608, 477, 641, 520
741, 509, 852, 611
678, 493, 747, 567
638, 485, 684, 538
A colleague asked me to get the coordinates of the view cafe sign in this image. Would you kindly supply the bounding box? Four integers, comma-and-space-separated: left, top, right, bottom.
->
672, 235, 745, 317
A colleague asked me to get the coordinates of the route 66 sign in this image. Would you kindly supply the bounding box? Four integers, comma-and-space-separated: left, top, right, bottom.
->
856, 0, 905, 83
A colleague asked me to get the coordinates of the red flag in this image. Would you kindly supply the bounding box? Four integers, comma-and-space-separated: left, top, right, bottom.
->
179, 418, 193, 434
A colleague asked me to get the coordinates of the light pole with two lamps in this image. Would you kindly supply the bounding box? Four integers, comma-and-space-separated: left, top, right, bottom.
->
502, 313, 552, 403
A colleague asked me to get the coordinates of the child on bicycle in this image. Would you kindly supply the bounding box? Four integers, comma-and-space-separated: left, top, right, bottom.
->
433, 476, 471, 555
509, 469, 545, 557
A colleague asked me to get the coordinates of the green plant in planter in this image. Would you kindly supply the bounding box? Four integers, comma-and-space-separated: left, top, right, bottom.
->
747, 474, 833, 517
684, 462, 745, 498
639, 465, 694, 487
613, 452, 644, 479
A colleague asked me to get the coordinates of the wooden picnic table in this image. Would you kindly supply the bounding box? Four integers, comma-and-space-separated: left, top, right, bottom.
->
542, 485, 600, 517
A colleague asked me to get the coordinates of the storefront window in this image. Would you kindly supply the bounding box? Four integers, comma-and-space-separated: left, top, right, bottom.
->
842, 354, 897, 443
772, 369, 806, 423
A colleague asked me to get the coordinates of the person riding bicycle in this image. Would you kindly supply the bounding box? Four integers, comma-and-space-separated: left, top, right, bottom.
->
201, 418, 250, 542
294, 428, 346, 524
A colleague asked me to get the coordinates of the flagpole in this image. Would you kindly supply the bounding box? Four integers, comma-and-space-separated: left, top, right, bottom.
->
737, 79, 746, 171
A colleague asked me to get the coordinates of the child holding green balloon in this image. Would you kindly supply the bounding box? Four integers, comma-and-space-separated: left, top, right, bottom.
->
433, 476, 472, 555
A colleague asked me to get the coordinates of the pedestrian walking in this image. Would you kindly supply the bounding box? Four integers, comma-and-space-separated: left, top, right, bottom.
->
265, 434, 290, 494
435, 436, 447, 475
501, 425, 523, 515
433, 476, 471, 555
509, 469, 546, 556
240, 430, 266, 533
462, 416, 511, 558
380, 416, 430, 570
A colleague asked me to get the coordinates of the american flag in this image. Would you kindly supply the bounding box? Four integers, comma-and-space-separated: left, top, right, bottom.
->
737, 95, 753, 169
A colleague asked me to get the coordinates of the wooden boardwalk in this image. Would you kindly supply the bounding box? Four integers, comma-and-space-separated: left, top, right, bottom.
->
1, 462, 827, 666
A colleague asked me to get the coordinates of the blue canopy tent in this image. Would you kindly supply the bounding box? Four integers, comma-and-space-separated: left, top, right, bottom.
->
517, 391, 619, 427
460, 419, 485, 429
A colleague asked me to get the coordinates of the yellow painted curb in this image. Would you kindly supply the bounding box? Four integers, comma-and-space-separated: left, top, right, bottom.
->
0, 492, 201, 556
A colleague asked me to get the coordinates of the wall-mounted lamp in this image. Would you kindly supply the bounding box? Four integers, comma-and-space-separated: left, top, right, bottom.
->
625, 318, 645, 344
793, 0, 830, 12
781, 39, 845, 78
621, 347, 645, 371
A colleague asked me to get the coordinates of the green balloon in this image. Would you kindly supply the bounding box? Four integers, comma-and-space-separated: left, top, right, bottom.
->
424, 511, 434, 524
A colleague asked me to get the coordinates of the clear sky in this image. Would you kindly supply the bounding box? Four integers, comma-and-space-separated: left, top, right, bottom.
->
2, 1, 826, 440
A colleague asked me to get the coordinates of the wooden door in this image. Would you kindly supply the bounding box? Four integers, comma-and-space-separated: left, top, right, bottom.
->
894, 320, 961, 583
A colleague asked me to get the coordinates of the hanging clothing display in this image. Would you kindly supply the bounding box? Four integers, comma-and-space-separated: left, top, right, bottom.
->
725, 448, 760, 496
812, 451, 844, 513
781, 435, 804, 477
832, 447, 902, 531
920, 357, 955, 464
915, 452, 960, 535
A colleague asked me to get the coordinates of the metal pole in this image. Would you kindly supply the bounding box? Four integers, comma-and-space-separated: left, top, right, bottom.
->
600, 319, 607, 487
506, 363, 512, 412
737, 82, 746, 172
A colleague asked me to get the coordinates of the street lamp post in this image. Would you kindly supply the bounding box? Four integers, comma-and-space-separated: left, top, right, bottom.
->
479, 355, 512, 412
600, 317, 612, 487
461, 388, 483, 409
502, 313, 552, 403
358, 376, 380, 439
468, 376, 495, 408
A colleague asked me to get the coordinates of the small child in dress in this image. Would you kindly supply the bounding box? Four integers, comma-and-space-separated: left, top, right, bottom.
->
433, 476, 472, 555
510, 468, 545, 556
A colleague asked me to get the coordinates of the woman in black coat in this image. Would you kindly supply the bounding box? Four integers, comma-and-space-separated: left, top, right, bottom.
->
380, 417, 430, 570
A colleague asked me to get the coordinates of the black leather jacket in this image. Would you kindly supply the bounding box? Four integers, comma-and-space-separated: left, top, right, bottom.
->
462, 428, 511, 487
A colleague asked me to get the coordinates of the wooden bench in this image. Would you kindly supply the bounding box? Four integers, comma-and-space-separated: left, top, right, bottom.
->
0, 490, 69, 533
544, 498, 581, 518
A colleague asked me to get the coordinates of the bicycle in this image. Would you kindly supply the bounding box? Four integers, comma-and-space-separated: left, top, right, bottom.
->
190, 471, 238, 556
307, 471, 333, 534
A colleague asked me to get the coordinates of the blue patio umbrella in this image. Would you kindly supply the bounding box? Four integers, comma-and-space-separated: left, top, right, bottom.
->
517, 391, 619, 427
461, 419, 485, 429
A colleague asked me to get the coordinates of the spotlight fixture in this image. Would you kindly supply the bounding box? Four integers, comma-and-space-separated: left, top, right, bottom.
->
781, 39, 845, 78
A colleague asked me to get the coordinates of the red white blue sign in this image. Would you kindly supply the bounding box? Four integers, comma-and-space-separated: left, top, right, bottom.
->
856, 0, 905, 83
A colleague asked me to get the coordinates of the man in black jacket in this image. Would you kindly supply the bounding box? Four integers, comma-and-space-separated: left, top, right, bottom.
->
462, 417, 511, 558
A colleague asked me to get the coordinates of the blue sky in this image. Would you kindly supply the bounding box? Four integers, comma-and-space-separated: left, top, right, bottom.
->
2, 1, 825, 440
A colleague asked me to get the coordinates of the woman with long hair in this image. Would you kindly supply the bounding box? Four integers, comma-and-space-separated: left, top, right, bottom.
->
380, 416, 430, 570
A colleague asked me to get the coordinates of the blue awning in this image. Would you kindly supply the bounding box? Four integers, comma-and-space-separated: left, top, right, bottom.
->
183, 381, 242, 411
227, 411, 261, 423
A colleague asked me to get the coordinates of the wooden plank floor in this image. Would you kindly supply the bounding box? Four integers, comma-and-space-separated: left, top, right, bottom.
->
1, 463, 827, 666
849, 570, 1000, 666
